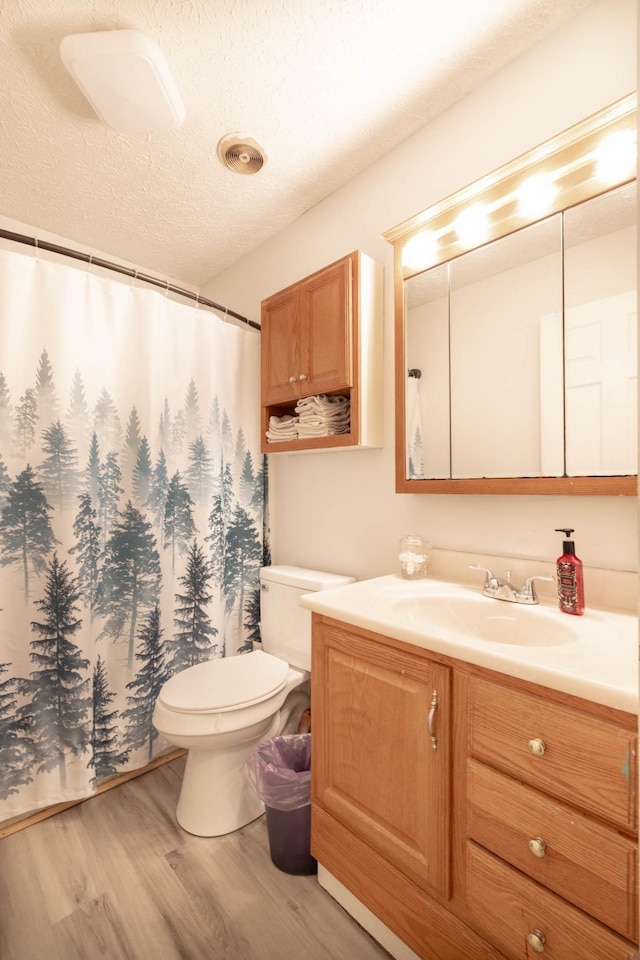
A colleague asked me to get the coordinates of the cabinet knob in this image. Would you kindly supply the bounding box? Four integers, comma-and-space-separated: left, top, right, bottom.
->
299, 373, 308, 382
527, 930, 546, 953
528, 837, 546, 858
528, 738, 546, 757
289, 376, 297, 384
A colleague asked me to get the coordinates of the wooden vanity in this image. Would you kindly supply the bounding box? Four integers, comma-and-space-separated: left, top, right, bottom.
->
311, 614, 638, 960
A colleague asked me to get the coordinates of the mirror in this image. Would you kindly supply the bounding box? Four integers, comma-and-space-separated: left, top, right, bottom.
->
563, 183, 637, 477
385, 94, 637, 494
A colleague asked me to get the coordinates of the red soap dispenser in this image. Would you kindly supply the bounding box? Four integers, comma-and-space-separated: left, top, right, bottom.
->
554, 528, 584, 616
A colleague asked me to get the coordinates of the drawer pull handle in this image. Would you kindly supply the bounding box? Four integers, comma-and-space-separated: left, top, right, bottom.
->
427, 690, 438, 751
528, 738, 546, 757
528, 837, 546, 858
527, 929, 546, 953
299, 373, 308, 382
289, 376, 297, 384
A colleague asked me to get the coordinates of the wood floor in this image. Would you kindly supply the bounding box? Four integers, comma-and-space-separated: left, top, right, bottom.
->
0, 756, 391, 960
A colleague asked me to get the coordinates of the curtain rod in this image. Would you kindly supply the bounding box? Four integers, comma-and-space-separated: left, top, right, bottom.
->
0, 228, 261, 331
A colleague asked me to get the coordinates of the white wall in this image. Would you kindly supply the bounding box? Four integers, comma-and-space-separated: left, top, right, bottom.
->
202, 0, 638, 579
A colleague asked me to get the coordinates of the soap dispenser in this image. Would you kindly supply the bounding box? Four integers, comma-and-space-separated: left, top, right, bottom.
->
554, 528, 584, 616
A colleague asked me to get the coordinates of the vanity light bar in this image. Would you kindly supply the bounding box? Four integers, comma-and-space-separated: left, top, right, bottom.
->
384, 93, 637, 277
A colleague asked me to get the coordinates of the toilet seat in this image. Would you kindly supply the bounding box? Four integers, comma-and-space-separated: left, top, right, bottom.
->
158, 649, 289, 715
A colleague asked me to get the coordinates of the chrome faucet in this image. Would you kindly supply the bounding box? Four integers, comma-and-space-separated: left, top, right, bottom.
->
469, 565, 554, 605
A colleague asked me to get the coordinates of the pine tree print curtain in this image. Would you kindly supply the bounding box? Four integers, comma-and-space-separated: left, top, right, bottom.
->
0, 248, 266, 820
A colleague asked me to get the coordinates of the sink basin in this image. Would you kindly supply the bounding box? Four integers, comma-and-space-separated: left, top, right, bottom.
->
300, 573, 638, 712
391, 593, 578, 647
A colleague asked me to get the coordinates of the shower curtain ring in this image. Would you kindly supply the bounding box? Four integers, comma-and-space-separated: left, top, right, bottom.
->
33, 236, 39, 261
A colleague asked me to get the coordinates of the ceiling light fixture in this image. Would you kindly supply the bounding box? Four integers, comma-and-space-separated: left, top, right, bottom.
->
60, 29, 186, 131
392, 93, 636, 275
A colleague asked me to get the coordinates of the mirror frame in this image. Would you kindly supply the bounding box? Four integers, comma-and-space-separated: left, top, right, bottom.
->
384, 94, 637, 495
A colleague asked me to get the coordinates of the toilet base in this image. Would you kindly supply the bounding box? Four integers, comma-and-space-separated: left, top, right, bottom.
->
175, 712, 280, 837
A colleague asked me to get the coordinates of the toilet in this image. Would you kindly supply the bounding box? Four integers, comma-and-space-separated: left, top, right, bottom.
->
152, 564, 354, 837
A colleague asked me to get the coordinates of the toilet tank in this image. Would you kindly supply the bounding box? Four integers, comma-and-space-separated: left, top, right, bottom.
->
259, 565, 355, 672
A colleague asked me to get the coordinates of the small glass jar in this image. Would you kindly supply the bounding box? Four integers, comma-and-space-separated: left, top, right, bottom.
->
399, 535, 430, 579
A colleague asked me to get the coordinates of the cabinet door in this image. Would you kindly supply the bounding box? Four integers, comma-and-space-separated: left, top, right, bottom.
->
312, 619, 451, 899
261, 256, 353, 406
261, 285, 301, 404
299, 257, 353, 395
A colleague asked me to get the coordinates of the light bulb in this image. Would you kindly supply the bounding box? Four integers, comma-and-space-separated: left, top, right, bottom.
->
595, 129, 637, 184
454, 203, 489, 247
402, 231, 439, 270
517, 173, 558, 219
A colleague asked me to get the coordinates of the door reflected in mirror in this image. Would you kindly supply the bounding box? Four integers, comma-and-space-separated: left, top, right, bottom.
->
563, 181, 637, 476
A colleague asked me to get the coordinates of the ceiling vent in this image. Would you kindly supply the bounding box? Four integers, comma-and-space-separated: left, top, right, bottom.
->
218, 135, 266, 175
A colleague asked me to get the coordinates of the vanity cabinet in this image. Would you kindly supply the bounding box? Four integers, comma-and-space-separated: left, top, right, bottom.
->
312, 617, 451, 898
260, 251, 382, 453
466, 676, 638, 958
311, 615, 639, 960
311, 615, 507, 960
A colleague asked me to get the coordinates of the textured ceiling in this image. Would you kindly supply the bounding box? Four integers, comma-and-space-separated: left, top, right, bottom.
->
0, 0, 595, 286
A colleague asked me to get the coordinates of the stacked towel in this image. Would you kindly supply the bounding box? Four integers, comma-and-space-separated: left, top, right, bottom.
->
295, 395, 351, 438
266, 414, 299, 442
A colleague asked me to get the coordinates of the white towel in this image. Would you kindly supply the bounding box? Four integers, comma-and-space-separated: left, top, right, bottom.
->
295, 396, 350, 429
298, 427, 349, 440
266, 413, 299, 442
406, 377, 425, 479
267, 395, 351, 440
295, 395, 349, 416
298, 418, 350, 437
296, 411, 350, 426
292, 394, 351, 437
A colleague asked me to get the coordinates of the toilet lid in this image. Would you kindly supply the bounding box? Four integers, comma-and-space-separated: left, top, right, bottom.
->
158, 650, 290, 714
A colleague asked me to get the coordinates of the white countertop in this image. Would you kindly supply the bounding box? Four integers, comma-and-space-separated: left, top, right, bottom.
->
301, 574, 639, 713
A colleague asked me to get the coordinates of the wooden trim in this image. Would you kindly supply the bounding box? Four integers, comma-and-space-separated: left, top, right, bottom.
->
0, 748, 186, 840
262, 424, 358, 454
382, 94, 636, 261
312, 804, 505, 960
395, 474, 638, 496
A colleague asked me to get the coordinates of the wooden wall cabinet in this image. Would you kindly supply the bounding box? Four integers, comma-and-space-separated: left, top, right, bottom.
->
260, 251, 382, 453
311, 614, 639, 960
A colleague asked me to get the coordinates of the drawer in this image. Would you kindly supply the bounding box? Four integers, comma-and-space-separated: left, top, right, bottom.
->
467, 759, 638, 940
467, 842, 637, 960
468, 676, 637, 832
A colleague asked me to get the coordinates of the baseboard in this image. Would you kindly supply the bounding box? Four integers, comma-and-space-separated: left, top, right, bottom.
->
0, 748, 186, 840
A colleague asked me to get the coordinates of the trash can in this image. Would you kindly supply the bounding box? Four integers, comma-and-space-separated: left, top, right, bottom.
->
243, 733, 317, 875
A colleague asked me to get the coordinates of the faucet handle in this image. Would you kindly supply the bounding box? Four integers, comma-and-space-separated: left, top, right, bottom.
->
519, 575, 555, 602
469, 564, 495, 585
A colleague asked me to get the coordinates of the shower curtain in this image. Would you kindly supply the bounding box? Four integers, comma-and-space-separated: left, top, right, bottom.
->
0, 248, 267, 820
